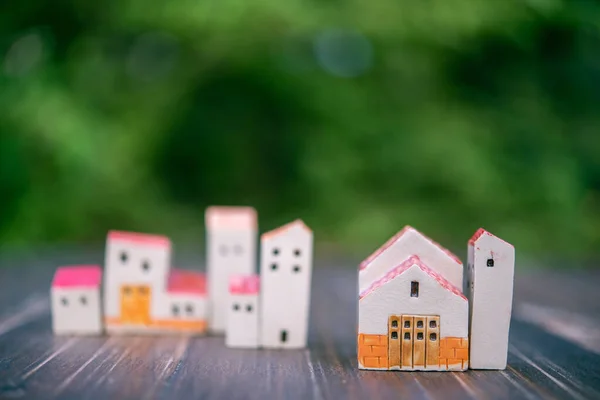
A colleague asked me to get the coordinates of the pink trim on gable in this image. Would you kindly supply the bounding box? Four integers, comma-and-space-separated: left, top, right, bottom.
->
359, 255, 466, 301
261, 219, 311, 240
469, 228, 514, 248
52, 265, 102, 288
205, 206, 257, 230
229, 274, 260, 295
359, 226, 462, 271
167, 269, 206, 296
108, 231, 171, 248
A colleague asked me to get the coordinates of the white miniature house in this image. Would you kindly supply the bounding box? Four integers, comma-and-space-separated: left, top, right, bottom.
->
205, 206, 258, 334
467, 228, 515, 370
260, 219, 313, 349
358, 227, 469, 371
51, 265, 103, 335
226, 274, 260, 348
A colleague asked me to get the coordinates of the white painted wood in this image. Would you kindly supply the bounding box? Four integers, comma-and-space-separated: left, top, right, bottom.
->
467, 229, 515, 370
103, 231, 171, 333
206, 207, 257, 334
358, 260, 468, 339
259, 220, 313, 349
226, 293, 260, 348
51, 287, 102, 335
359, 226, 463, 294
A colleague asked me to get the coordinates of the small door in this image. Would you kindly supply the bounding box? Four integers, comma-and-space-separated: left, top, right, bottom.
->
388, 315, 401, 369
426, 316, 440, 368
401, 316, 413, 369
120, 285, 151, 324
413, 316, 426, 368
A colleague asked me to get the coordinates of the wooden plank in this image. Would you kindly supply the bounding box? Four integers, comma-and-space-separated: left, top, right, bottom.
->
426, 316, 440, 369
388, 315, 400, 369
413, 315, 426, 369
401, 315, 413, 369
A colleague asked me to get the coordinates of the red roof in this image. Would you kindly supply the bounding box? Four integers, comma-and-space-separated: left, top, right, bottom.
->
167, 269, 207, 296
52, 265, 102, 288
359, 226, 461, 271
468, 228, 513, 247
205, 206, 257, 230
359, 255, 466, 301
108, 231, 171, 248
261, 219, 311, 240
229, 274, 260, 295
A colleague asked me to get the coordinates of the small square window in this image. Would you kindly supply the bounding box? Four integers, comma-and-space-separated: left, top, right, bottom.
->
417, 333, 424, 340
391, 331, 398, 339
417, 321, 423, 328
404, 320, 410, 328
487, 258, 494, 267
391, 320, 398, 328
430, 333, 437, 341
429, 320, 437, 329
404, 332, 410, 340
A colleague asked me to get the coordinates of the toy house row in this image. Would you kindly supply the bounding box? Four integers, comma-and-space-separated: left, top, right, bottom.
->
51, 207, 314, 349
358, 226, 514, 371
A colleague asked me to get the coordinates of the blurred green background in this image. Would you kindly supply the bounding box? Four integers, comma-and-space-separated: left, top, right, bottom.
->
1, 0, 600, 261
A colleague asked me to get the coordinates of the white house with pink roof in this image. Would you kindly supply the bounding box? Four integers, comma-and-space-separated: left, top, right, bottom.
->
467, 228, 515, 370
358, 227, 469, 372
226, 274, 260, 348
205, 206, 258, 334
51, 265, 103, 335
260, 219, 313, 349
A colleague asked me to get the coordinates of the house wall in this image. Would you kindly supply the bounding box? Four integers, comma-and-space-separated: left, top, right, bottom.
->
359, 229, 463, 294
207, 228, 257, 333
359, 265, 468, 338
469, 234, 515, 369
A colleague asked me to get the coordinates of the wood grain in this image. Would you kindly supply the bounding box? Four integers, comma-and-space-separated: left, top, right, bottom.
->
0, 250, 598, 399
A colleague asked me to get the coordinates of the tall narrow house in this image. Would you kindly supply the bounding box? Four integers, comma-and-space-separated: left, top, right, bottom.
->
467, 228, 515, 370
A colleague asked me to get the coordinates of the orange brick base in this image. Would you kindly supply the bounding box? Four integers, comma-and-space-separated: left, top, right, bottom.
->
439, 337, 469, 370
105, 317, 208, 334
358, 334, 389, 369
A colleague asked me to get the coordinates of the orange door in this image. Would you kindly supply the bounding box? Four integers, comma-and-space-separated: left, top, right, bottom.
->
426, 316, 440, 368
388, 315, 401, 369
401, 316, 414, 369
413, 316, 426, 368
120, 285, 152, 324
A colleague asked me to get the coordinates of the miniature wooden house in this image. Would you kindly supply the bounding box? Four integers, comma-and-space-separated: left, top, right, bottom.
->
358, 227, 469, 371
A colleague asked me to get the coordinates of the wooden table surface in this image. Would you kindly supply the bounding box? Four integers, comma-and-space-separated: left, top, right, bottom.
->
0, 249, 599, 399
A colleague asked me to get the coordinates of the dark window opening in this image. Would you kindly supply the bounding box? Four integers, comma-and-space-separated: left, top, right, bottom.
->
219, 245, 228, 256
142, 261, 150, 272
172, 305, 180, 316
61, 298, 68, 306
123, 286, 131, 295
429, 321, 437, 329
139, 287, 148, 295
271, 263, 278, 271
487, 258, 494, 267
430, 333, 437, 341
417, 332, 424, 340
294, 249, 301, 257
391, 320, 398, 328
391, 331, 398, 339
404, 332, 410, 340
411, 281, 419, 297
233, 245, 243, 255
273, 248, 280, 256
120, 252, 128, 263
293, 265, 301, 273
281, 330, 288, 343
233, 303, 240, 311
80, 296, 87, 305
404, 320, 410, 328
417, 321, 423, 328
186, 304, 194, 315
246, 304, 253, 312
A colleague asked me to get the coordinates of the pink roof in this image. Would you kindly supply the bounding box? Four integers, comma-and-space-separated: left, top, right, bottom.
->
359, 255, 467, 301
261, 219, 311, 240
108, 231, 171, 248
52, 265, 102, 288
167, 269, 207, 296
468, 228, 513, 247
229, 274, 260, 295
359, 226, 461, 271
205, 206, 257, 230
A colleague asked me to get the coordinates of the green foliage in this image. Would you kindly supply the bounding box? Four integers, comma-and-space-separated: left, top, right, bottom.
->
1, 0, 600, 260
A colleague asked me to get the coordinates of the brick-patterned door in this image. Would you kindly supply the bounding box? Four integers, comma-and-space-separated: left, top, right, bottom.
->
388, 316, 401, 369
